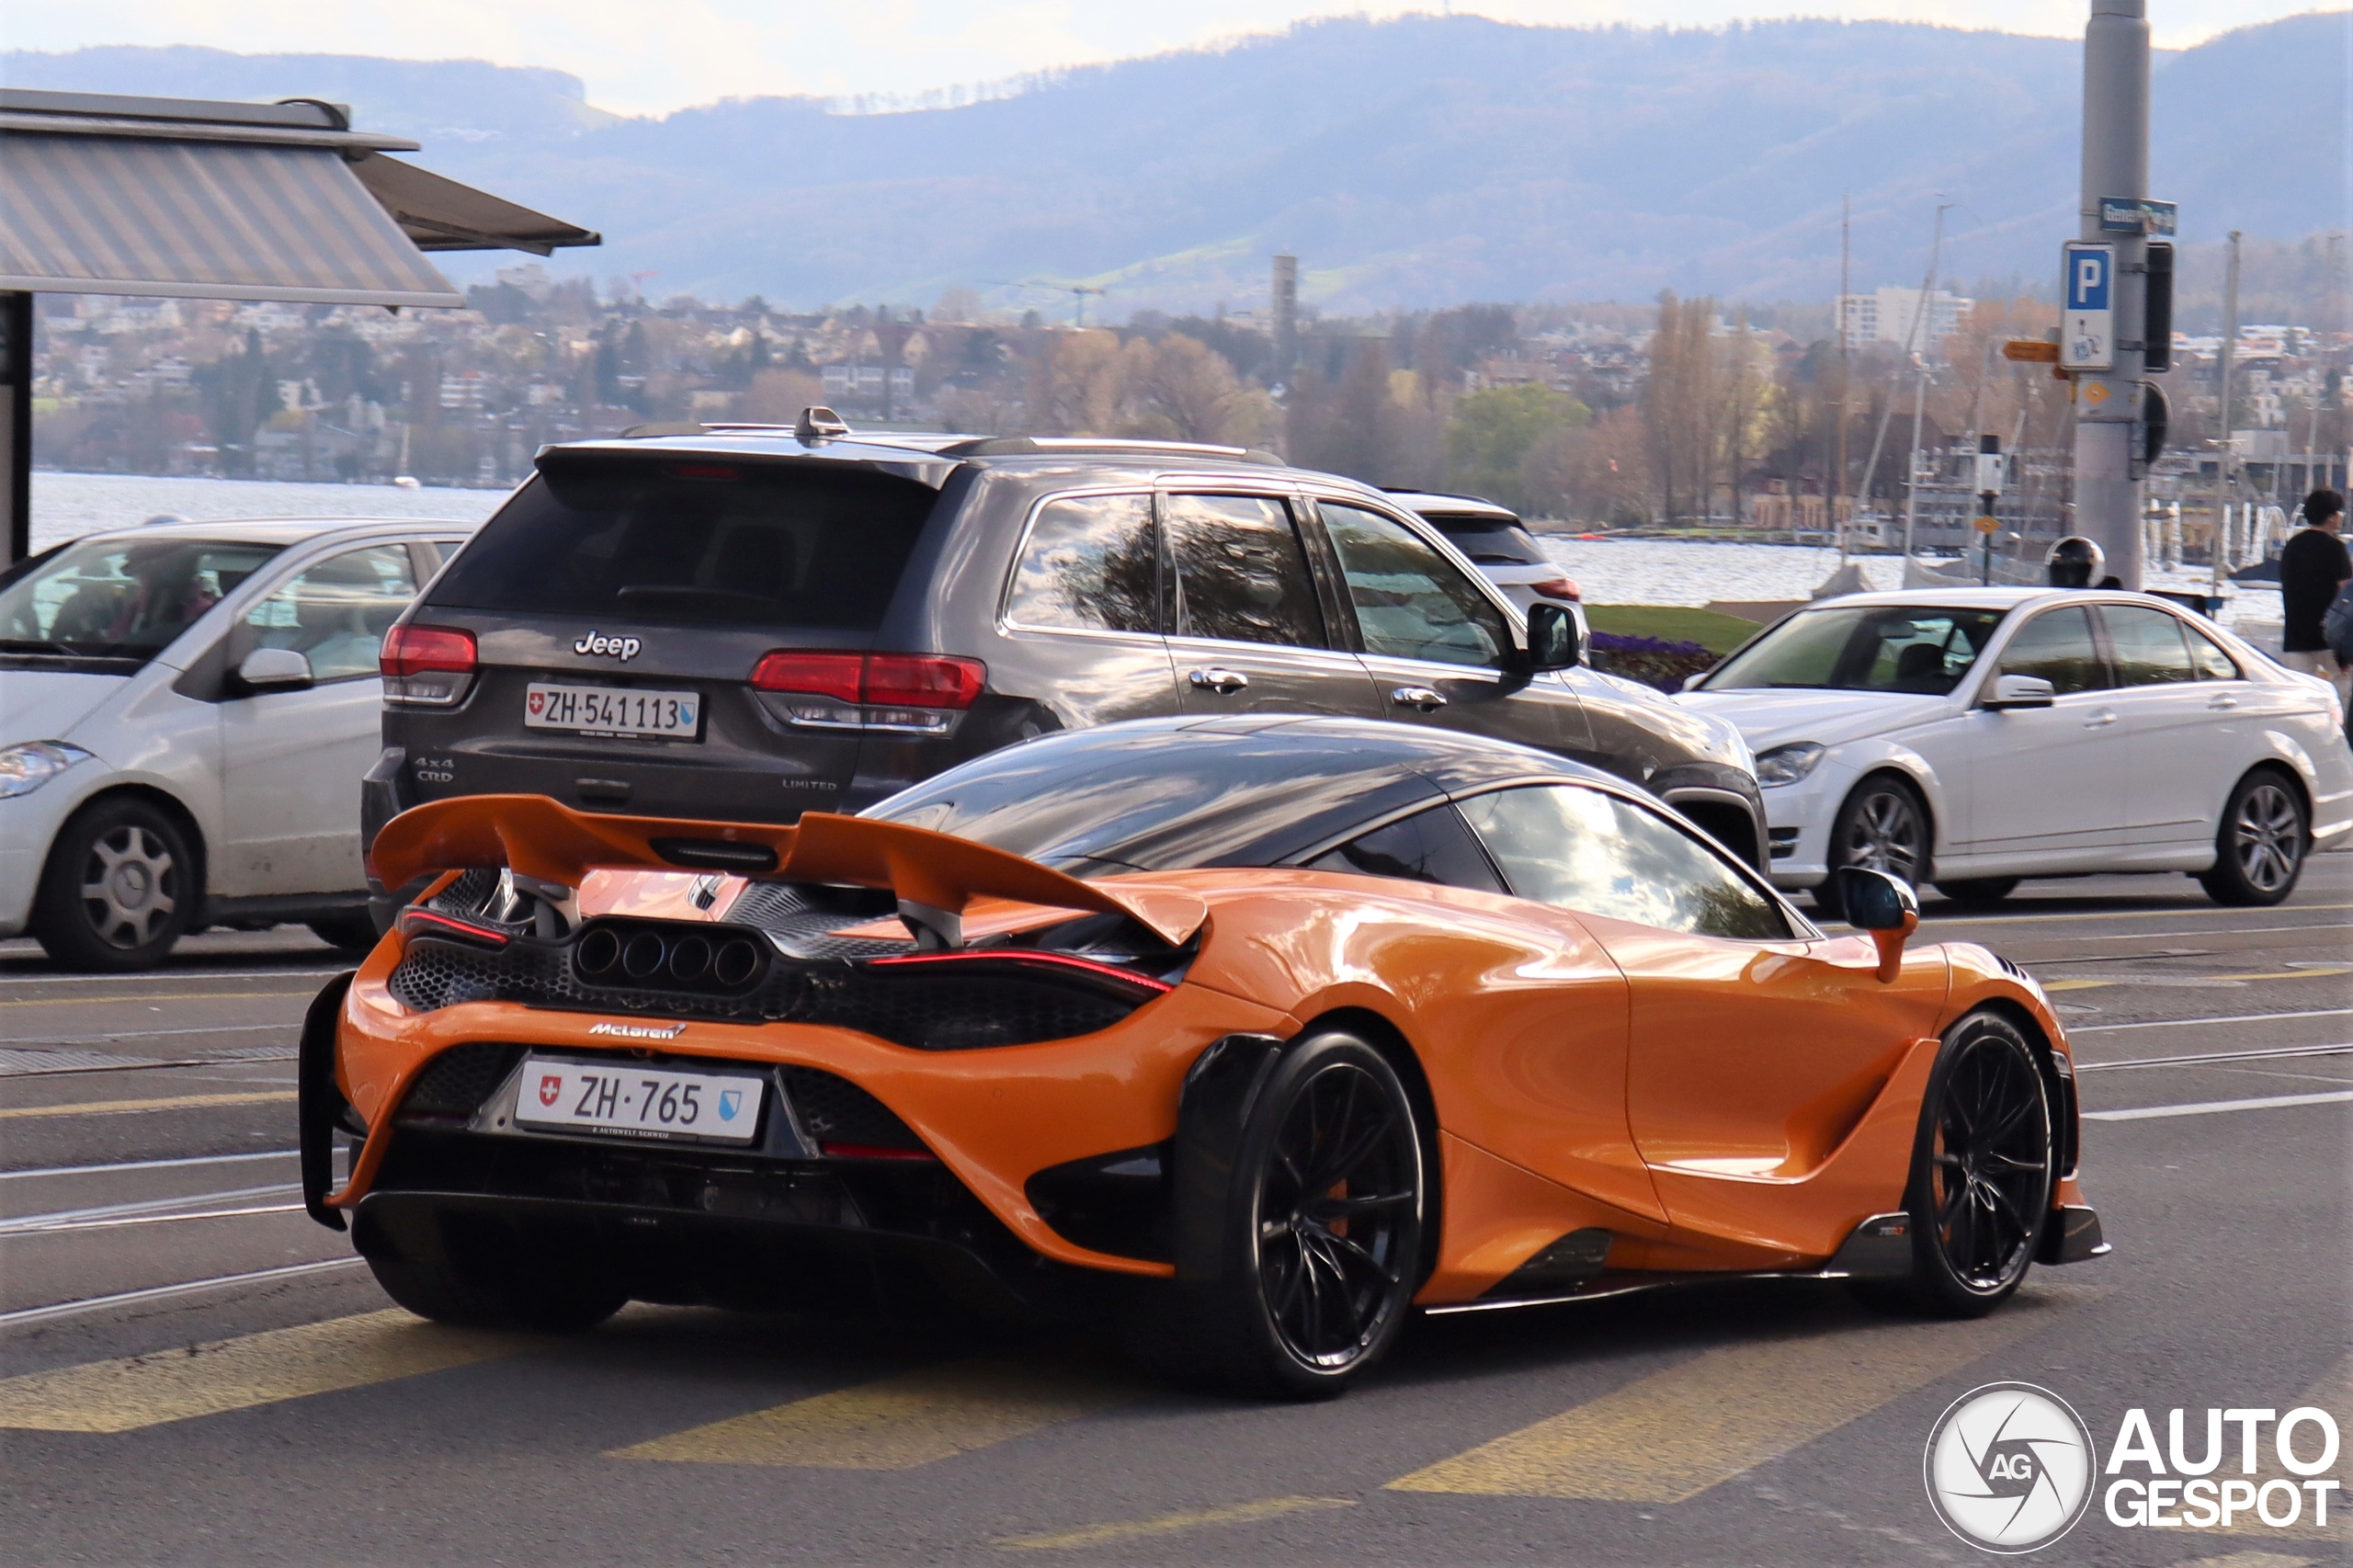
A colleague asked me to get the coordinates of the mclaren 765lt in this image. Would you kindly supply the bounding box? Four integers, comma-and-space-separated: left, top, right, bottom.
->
304, 717, 2106, 1397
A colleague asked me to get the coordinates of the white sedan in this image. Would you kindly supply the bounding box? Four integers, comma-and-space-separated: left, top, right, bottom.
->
1676, 587, 2353, 915
0, 516, 474, 970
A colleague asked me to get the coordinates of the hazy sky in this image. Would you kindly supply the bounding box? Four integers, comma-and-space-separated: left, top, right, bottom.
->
6, 2, 2323, 117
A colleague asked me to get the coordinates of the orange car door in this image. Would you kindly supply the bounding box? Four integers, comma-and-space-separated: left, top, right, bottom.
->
1457, 783, 1946, 1254
1297, 803, 1660, 1225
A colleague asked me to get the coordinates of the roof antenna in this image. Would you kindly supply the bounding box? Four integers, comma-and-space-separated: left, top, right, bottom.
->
796, 405, 849, 444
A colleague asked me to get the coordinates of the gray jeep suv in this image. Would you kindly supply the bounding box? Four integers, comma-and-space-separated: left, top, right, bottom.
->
366, 421, 1761, 908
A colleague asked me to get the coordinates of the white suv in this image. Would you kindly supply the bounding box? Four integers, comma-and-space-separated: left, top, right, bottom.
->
0, 517, 474, 970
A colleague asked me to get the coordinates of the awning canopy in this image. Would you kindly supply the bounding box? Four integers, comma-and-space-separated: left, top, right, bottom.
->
0, 89, 599, 309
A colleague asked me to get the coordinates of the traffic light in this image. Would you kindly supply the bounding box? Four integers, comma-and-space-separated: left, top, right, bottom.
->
2143, 241, 2173, 373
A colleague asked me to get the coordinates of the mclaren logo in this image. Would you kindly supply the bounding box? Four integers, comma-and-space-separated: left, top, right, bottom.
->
574, 631, 642, 661
586, 1020, 686, 1040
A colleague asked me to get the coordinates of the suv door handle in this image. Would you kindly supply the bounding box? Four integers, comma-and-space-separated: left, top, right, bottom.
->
1188, 667, 1250, 694
2083, 708, 2120, 728
1390, 686, 1448, 710
2207, 693, 2239, 710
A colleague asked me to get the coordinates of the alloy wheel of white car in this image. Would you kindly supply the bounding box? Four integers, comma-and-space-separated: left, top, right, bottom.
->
83, 824, 181, 949
2201, 772, 2307, 906
1821, 778, 1927, 915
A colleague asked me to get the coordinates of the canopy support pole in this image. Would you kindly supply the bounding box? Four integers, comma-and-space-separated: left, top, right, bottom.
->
2, 291, 29, 567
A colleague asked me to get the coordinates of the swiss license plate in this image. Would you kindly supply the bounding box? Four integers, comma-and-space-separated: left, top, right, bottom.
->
514, 1058, 764, 1142
524, 682, 700, 739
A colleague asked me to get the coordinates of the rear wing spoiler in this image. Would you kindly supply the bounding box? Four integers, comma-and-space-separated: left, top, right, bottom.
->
368, 795, 1206, 949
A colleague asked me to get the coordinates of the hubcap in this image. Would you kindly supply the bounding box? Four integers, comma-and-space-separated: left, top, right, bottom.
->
1839, 788, 1922, 884
2231, 782, 2302, 894
1927, 1031, 2052, 1293
1254, 1062, 1419, 1370
80, 825, 177, 949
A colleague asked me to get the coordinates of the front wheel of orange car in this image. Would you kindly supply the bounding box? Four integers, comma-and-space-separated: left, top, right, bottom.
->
1864, 1010, 2054, 1318
1142, 1030, 1426, 1399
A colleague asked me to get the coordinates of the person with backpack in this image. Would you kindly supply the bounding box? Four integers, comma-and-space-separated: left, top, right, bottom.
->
2280, 488, 2351, 722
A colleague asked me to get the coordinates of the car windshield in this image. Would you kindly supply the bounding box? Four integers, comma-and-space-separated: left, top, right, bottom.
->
1703, 604, 2008, 695
0, 537, 283, 663
427, 460, 937, 630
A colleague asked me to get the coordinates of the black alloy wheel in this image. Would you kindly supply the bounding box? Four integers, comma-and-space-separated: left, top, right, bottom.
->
32, 795, 197, 972
1142, 1031, 1426, 1398
1815, 776, 1928, 919
1865, 1010, 2053, 1318
2200, 769, 2307, 907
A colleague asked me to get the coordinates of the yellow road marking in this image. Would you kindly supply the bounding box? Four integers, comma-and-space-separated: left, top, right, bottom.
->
0, 1310, 524, 1432
1387, 1305, 2056, 1503
613, 1358, 1129, 1469
994, 1495, 1355, 1551
0, 1091, 294, 1120
0, 992, 317, 1007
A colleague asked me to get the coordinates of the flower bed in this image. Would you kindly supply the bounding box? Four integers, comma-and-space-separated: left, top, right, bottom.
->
1587, 631, 1717, 692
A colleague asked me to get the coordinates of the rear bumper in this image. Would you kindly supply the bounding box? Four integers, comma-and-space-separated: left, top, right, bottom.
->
354, 1143, 1098, 1321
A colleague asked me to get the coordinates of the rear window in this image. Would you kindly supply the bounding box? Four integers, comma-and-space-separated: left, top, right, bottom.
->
428, 460, 937, 629
1423, 514, 1544, 565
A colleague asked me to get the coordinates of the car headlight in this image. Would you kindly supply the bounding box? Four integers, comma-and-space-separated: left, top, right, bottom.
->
1755, 742, 1826, 788
0, 741, 95, 800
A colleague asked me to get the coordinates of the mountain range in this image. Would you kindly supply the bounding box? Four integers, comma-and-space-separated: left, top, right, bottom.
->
5, 13, 2344, 312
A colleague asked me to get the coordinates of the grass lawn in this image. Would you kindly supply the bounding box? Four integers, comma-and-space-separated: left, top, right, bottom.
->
1584, 605, 1768, 655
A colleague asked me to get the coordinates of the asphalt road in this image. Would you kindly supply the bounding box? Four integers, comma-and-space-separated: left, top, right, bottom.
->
3, 869, 2347, 1568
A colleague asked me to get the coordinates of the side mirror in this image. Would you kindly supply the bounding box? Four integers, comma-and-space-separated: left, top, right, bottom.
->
1526, 602, 1580, 671
1835, 866, 1919, 982
1983, 673, 2055, 710
1681, 671, 1708, 692
238, 647, 314, 691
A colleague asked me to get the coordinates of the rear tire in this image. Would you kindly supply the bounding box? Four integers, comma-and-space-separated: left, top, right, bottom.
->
32, 796, 197, 972
357, 1207, 626, 1332
1858, 1010, 2053, 1319
1132, 1031, 1425, 1399
1934, 878, 2018, 905
2198, 769, 2307, 907
307, 915, 381, 955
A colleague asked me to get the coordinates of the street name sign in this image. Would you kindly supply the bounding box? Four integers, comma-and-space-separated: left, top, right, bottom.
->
2097, 197, 2177, 235
2062, 243, 2115, 371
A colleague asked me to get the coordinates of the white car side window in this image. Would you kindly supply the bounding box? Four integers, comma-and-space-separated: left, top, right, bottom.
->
238, 544, 418, 683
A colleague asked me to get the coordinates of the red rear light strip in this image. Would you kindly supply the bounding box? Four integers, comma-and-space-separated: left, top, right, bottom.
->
395, 909, 509, 949
868, 949, 1173, 993
381, 624, 478, 676
749, 651, 984, 709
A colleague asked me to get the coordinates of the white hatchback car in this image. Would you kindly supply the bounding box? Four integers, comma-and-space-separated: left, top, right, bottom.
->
0, 517, 475, 970
1677, 587, 2353, 915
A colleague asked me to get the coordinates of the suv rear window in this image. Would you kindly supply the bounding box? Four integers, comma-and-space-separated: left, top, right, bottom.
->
1424, 514, 1544, 566
428, 460, 937, 629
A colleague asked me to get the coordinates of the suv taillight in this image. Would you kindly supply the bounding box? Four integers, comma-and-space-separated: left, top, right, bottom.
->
749, 651, 984, 734
381, 624, 478, 708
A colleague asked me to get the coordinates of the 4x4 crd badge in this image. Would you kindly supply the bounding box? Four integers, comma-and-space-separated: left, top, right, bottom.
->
574, 631, 642, 661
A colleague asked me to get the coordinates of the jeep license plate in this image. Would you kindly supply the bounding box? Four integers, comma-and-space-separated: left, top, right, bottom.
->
524, 683, 700, 739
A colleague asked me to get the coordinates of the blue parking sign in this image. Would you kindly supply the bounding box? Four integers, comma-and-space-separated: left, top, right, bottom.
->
2061, 242, 2115, 370
2066, 246, 2110, 311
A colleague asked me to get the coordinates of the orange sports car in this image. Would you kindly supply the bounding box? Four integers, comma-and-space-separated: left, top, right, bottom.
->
303, 717, 2105, 1397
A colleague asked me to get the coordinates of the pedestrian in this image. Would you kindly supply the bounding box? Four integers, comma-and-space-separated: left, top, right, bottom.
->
2278, 487, 2352, 718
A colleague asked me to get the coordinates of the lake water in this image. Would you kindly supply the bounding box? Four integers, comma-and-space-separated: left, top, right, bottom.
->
30, 472, 510, 552
29, 471, 2280, 632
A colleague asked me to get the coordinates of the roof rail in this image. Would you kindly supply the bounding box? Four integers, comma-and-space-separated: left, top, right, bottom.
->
940, 436, 1280, 464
